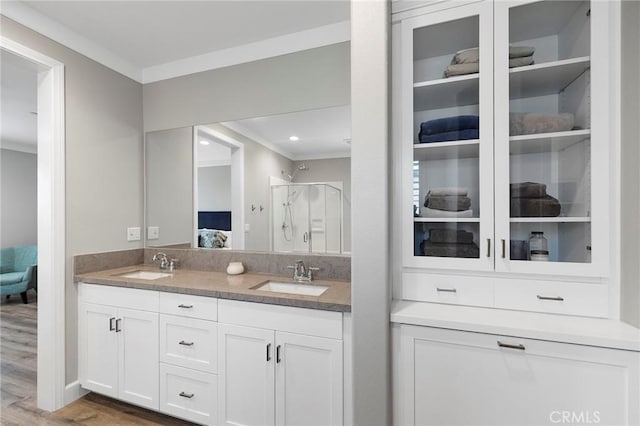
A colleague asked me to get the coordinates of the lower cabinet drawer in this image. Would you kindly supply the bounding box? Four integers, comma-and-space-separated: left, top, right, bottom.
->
403, 272, 494, 308
160, 363, 217, 426
494, 279, 608, 318
160, 314, 217, 373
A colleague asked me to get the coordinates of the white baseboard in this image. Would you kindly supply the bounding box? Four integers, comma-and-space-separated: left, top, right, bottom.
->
64, 380, 88, 405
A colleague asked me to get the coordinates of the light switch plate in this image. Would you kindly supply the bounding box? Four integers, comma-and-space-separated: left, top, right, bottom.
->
147, 226, 160, 240
127, 227, 141, 241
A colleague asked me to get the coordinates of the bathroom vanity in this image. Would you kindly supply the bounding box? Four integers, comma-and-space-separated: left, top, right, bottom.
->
76, 264, 351, 426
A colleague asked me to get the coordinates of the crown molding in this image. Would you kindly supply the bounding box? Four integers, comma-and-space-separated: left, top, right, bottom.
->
2, 2, 350, 85
141, 20, 350, 84
1, 1, 142, 82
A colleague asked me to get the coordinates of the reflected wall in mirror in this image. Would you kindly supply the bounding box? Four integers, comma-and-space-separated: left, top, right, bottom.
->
145, 104, 351, 254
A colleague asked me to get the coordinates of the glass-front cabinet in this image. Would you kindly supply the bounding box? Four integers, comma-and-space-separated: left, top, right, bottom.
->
400, 0, 610, 279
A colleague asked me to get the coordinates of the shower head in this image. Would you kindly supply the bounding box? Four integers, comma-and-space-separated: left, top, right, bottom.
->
285, 163, 309, 182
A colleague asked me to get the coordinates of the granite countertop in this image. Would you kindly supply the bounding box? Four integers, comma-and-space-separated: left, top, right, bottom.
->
76, 264, 351, 312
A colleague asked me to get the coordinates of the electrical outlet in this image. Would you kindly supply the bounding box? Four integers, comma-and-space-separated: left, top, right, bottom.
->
147, 226, 160, 240
127, 227, 141, 241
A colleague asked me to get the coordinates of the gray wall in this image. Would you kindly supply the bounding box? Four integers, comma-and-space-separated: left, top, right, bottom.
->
146, 127, 193, 247
620, 0, 640, 328
208, 123, 293, 252
1, 16, 144, 384
0, 149, 37, 247
293, 158, 351, 252
143, 42, 350, 133
198, 166, 232, 212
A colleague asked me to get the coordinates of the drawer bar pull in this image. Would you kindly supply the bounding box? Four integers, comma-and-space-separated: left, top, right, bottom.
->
436, 287, 457, 293
497, 341, 525, 350
179, 392, 194, 399
179, 340, 194, 346
537, 295, 564, 301
178, 304, 193, 309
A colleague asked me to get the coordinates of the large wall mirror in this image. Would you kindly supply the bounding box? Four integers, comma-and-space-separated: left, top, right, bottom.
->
145, 105, 351, 254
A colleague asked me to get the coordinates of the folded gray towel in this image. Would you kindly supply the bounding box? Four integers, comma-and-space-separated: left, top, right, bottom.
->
510, 182, 547, 198
510, 195, 561, 217
451, 47, 479, 64
509, 56, 534, 68
443, 62, 479, 78
421, 240, 480, 258
422, 207, 473, 218
429, 229, 474, 244
425, 195, 472, 212
510, 112, 575, 136
509, 45, 535, 59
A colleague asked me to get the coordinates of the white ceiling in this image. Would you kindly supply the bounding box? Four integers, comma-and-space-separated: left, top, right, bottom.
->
0, 50, 38, 152
221, 105, 351, 161
2, 0, 350, 83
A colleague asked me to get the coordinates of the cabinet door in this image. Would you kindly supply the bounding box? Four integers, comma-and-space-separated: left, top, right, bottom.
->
400, 2, 495, 272
494, 0, 609, 277
275, 332, 343, 426
79, 302, 118, 398
118, 307, 159, 410
398, 325, 639, 426
218, 323, 275, 426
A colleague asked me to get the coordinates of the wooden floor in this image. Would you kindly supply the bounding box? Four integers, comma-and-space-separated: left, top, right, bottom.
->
1, 292, 193, 425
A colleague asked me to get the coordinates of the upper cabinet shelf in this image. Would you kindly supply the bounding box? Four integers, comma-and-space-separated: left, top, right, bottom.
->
509, 129, 590, 155
414, 139, 479, 161
414, 74, 479, 110
509, 57, 590, 100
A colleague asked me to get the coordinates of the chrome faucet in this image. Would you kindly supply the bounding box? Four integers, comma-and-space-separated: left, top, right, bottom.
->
152, 252, 178, 271
287, 260, 319, 282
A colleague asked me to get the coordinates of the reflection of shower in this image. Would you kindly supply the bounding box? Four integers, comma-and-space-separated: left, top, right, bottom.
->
281, 164, 308, 242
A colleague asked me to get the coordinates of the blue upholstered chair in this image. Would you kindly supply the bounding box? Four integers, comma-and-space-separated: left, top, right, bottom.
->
0, 245, 37, 304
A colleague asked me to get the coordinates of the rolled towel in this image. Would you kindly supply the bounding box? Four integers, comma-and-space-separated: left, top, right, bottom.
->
421, 240, 480, 258
510, 194, 561, 217
419, 115, 479, 136
429, 229, 475, 244
427, 187, 468, 197
510, 112, 575, 136
510, 182, 547, 198
509, 55, 534, 68
422, 207, 473, 218
443, 62, 479, 78
509, 45, 535, 59
419, 129, 479, 143
424, 195, 472, 212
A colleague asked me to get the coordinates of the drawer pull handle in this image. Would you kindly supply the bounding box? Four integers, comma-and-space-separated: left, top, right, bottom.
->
109, 317, 116, 331
436, 287, 457, 293
276, 345, 282, 363
266, 343, 272, 361
115, 318, 122, 333
497, 341, 525, 350
178, 304, 193, 309
537, 295, 564, 301
179, 340, 194, 346
179, 392, 194, 399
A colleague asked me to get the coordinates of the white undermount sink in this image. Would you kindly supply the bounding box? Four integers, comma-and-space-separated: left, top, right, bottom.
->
117, 270, 172, 280
254, 281, 329, 296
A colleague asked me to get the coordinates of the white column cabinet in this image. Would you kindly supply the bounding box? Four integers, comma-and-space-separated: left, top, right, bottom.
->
395, 324, 640, 426
79, 302, 159, 410
393, 0, 619, 318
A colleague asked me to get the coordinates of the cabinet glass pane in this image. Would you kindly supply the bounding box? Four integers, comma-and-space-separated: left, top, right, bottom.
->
412, 15, 482, 260
508, 1, 591, 264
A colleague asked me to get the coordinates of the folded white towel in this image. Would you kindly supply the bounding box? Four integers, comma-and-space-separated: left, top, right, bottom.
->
421, 207, 474, 218
427, 187, 469, 197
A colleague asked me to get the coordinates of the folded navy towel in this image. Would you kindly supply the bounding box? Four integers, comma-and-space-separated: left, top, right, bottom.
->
419, 115, 479, 136
419, 129, 479, 143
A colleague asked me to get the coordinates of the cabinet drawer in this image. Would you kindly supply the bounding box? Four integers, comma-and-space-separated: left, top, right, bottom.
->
403, 272, 494, 308
79, 283, 158, 312
160, 314, 217, 373
159, 292, 217, 321
494, 279, 608, 318
159, 363, 217, 426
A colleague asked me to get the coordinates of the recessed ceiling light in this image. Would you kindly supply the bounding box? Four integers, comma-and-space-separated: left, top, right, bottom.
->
200, 140, 210, 146
289, 136, 299, 141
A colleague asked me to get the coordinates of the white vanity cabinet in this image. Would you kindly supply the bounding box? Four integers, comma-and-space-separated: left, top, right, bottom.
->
78, 284, 160, 410
392, 0, 619, 317
394, 323, 640, 426
218, 299, 344, 426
